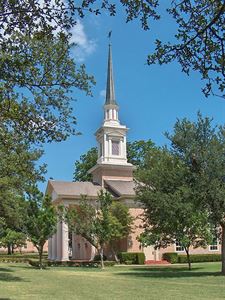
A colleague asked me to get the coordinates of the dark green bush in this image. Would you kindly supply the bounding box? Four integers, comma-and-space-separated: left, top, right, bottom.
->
178, 254, 221, 263
30, 260, 100, 268
162, 252, 178, 264
137, 252, 145, 265
0, 257, 30, 263
124, 260, 133, 265
103, 261, 116, 267
118, 252, 145, 265
93, 254, 107, 261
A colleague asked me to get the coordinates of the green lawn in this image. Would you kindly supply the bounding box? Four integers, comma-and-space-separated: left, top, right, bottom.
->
0, 262, 225, 300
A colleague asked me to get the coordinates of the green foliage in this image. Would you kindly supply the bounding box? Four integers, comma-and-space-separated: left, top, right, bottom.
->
0, 257, 30, 263
118, 252, 145, 265
178, 254, 222, 264
137, 113, 225, 273
66, 191, 133, 268
73, 147, 98, 181
0, 229, 26, 253
94, 254, 107, 261
127, 139, 155, 169
147, 1, 225, 98
136, 146, 212, 269
24, 191, 57, 268
162, 253, 178, 264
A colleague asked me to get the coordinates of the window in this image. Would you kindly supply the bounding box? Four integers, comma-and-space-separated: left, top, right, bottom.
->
175, 241, 185, 252
112, 140, 120, 155
209, 238, 218, 251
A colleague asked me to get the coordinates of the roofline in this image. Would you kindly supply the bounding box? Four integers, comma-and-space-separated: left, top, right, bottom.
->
88, 163, 135, 174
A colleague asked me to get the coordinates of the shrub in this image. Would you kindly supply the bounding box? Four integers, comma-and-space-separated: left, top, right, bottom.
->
178, 254, 221, 263
0, 257, 30, 263
29, 260, 100, 268
118, 252, 145, 265
162, 252, 178, 264
93, 254, 107, 261
103, 261, 116, 267
124, 260, 133, 265
137, 252, 145, 265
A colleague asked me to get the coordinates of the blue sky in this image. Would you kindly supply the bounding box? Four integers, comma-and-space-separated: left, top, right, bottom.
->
39, 5, 225, 192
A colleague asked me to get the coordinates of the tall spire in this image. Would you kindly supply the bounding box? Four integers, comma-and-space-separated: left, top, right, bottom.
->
105, 43, 117, 105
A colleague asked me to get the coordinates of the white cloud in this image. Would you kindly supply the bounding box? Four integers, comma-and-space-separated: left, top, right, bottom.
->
70, 20, 96, 62
100, 89, 106, 98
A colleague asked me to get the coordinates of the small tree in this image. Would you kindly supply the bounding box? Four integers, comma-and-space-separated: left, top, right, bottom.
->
66, 191, 133, 268
25, 192, 57, 269
109, 202, 134, 262
0, 229, 26, 254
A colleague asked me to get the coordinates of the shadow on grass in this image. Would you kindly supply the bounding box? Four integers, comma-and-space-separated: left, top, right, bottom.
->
0, 267, 27, 282
0, 268, 14, 273
115, 267, 222, 278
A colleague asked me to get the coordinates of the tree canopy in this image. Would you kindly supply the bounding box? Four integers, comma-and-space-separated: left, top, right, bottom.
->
137, 113, 225, 274
136, 146, 212, 270
25, 191, 57, 268
65, 191, 133, 268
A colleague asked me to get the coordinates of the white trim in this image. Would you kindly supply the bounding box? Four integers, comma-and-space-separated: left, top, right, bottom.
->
174, 241, 185, 252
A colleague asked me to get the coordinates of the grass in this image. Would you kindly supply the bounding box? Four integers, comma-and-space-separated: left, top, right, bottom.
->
0, 262, 225, 300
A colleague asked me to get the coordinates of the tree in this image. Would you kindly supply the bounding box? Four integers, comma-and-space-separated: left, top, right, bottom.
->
164, 113, 225, 274
73, 140, 155, 181
137, 113, 225, 274
73, 147, 98, 181
136, 147, 212, 270
127, 140, 155, 168
25, 191, 57, 268
0, 229, 26, 254
0, 128, 45, 250
1, 1, 224, 102
1, 32, 94, 144
109, 202, 134, 262
148, 1, 225, 98
65, 191, 133, 268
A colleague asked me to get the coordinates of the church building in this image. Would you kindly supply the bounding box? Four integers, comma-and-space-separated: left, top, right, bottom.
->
46, 44, 221, 262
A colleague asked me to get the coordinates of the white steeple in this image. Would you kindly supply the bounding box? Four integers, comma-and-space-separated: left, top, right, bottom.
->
88, 42, 134, 186
95, 43, 131, 166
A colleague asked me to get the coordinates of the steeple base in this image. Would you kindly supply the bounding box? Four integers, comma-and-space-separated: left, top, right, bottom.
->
88, 163, 135, 187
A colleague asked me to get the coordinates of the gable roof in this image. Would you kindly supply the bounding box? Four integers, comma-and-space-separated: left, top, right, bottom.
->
104, 180, 136, 197
48, 180, 104, 198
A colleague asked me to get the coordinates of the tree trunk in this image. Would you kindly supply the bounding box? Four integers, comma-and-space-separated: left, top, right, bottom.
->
111, 246, 119, 263
11, 245, 14, 254
99, 247, 104, 269
221, 224, 225, 275
185, 247, 191, 270
7, 244, 11, 255
38, 246, 43, 270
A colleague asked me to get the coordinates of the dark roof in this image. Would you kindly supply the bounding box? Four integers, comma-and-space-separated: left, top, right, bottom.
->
104, 180, 136, 197
48, 180, 104, 197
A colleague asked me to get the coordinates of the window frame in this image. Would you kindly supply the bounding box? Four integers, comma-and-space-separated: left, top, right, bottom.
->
175, 241, 185, 252
209, 238, 219, 251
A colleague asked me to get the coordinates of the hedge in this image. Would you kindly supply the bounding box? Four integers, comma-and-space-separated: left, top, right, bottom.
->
93, 254, 107, 261
29, 259, 101, 268
118, 252, 145, 265
0, 257, 30, 263
178, 254, 221, 263
163, 252, 222, 264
